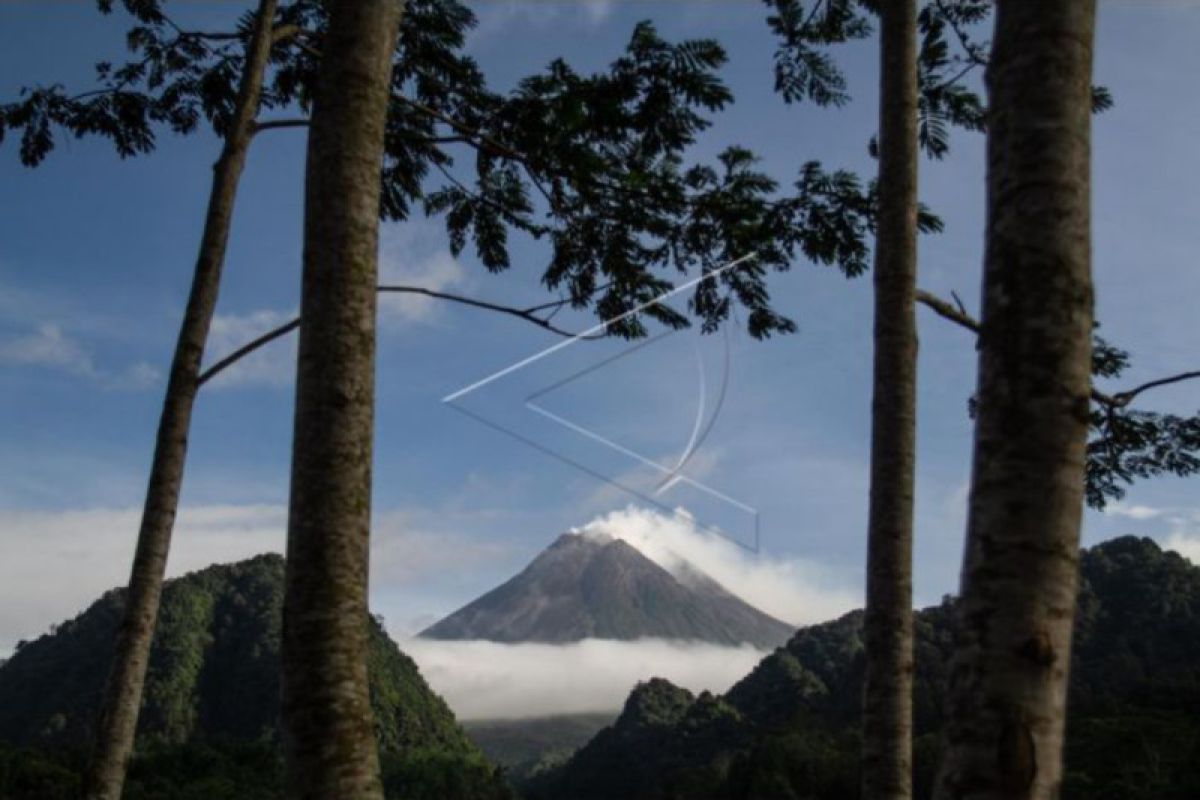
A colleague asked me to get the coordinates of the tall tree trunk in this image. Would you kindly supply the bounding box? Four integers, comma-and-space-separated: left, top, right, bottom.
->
934, 2, 1096, 798
280, 2, 402, 798
862, 1, 919, 799
83, 3, 277, 797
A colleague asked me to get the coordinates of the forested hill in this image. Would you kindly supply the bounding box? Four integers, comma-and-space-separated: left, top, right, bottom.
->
530, 536, 1200, 800
0, 554, 511, 799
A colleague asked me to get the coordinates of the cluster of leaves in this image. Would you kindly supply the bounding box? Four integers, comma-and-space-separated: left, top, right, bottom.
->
763, 0, 871, 107
0, 0, 256, 166
765, 1, 1112, 162
1085, 337, 1200, 509
416, 18, 891, 340
1, 0, 892, 346
532, 537, 1200, 799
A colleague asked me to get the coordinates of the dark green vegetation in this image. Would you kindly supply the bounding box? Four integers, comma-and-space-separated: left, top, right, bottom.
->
529, 537, 1200, 799
463, 714, 615, 785
0, 555, 510, 800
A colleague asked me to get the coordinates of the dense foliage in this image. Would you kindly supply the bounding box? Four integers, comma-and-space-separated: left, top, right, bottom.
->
0, 0, 901, 345
0, 555, 511, 799
530, 537, 1200, 799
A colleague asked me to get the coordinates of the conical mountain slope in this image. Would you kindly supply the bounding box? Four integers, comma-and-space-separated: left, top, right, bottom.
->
420, 532, 794, 649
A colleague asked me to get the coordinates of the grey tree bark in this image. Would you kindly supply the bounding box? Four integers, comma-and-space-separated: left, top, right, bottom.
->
83, 3, 278, 797
862, 1, 919, 799
279, 1, 403, 798
934, 2, 1096, 798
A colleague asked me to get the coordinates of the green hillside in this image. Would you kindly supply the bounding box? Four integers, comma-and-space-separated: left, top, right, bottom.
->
531, 537, 1200, 800
0, 554, 510, 800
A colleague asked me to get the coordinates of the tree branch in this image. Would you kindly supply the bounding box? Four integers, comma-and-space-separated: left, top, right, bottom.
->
197, 319, 298, 387
197, 284, 607, 386
254, 118, 310, 133
271, 23, 300, 44
1110, 371, 1200, 408
915, 288, 978, 332
376, 285, 604, 340
916, 288, 1200, 409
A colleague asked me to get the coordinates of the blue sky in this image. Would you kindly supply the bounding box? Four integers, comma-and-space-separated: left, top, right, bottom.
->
1, 1, 1199, 671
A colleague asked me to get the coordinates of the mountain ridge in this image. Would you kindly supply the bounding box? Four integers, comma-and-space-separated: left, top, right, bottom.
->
529, 536, 1200, 799
0, 553, 513, 799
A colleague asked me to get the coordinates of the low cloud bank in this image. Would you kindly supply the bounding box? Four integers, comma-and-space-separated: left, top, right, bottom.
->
576, 505, 857, 626
402, 637, 767, 720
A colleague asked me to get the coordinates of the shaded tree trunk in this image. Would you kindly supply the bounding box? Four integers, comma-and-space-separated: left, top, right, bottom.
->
934, 2, 1096, 798
862, 1, 919, 799
279, 1, 403, 798
83, 3, 278, 798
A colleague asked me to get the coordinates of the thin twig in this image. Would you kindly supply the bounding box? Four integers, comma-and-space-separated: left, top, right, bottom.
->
1111, 371, 1200, 408
915, 288, 1200, 409
915, 288, 978, 333
253, 118, 309, 133
197, 318, 299, 386
198, 284, 609, 386
376, 285, 605, 340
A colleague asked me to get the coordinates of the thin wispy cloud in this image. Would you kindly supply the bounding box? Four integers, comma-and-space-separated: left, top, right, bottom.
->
0, 501, 524, 656
0, 322, 162, 390
0, 504, 287, 655
470, 0, 615, 41
0, 323, 97, 376
377, 221, 468, 326
199, 222, 466, 389
1105, 501, 1166, 520
204, 308, 297, 389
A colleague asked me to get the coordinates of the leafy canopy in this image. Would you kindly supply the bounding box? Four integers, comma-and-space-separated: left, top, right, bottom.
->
1, 0, 892, 342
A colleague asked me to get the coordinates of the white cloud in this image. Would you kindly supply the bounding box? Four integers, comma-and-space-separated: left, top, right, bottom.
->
0, 504, 287, 654
0, 323, 162, 390
1164, 532, 1200, 564
403, 636, 765, 720
371, 509, 515, 588
471, 0, 615, 40
1105, 502, 1165, 520
575, 505, 857, 627
0, 323, 97, 376
0, 502, 522, 656
197, 223, 465, 390
203, 308, 298, 389
377, 222, 467, 325
115, 360, 163, 390
1161, 509, 1200, 564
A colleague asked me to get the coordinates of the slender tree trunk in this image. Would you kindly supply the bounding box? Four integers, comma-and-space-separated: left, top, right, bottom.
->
934, 2, 1096, 799
280, 2, 402, 798
862, 2, 919, 799
83, 3, 277, 798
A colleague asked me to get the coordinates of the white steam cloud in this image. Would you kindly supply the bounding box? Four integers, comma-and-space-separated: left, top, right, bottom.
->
402, 637, 767, 720
399, 505, 858, 720
574, 505, 857, 626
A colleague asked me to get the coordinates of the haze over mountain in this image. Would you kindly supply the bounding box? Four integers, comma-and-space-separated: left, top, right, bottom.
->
419, 531, 795, 649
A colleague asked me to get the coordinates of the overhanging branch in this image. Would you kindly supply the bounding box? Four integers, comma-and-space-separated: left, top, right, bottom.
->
197, 284, 605, 387
916, 288, 1199, 409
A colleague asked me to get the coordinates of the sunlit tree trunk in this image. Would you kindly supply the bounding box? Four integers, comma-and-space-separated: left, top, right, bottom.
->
862, 1, 919, 799
280, 1, 403, 798
83, 3, 278, 797
934, 2, 1096, 798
